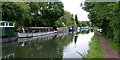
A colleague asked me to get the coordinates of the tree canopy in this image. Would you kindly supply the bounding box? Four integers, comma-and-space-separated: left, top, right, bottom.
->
2, 2, 32, 28
82, 2, 120, 43
54, 11, 76, 27
2, 2, 64, 28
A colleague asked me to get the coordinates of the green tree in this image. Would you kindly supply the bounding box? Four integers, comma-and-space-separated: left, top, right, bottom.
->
2, 2, 32, 28
75, 14, 80, 26
28, 2, 64, 27
82, 2, 119, 45
2, 2, 64, 28
54, 11, 76, 27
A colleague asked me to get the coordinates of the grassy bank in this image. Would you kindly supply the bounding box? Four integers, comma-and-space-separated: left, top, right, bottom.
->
85, 30, 103, 58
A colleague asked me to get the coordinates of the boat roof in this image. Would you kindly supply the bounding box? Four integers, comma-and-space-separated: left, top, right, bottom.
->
25, 27, 53, 29
0, 21, 14, 23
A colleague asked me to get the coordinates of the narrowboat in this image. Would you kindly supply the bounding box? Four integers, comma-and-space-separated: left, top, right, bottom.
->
18, 27, 56, 38
0, 21, 17, 43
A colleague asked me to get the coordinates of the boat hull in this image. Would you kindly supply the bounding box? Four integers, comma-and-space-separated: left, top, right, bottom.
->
18, 31, 55, 38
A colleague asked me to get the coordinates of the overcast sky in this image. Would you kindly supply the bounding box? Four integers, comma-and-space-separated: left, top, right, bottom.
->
60, 0, 89, 21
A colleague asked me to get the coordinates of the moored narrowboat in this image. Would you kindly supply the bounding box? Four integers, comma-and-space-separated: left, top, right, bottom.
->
18, 27, 56, 38
0, 21, 17, 43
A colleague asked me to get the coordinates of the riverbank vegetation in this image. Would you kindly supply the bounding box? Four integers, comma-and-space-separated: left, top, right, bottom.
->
2, 2, 64, 28
82, 2, 120, 53
2, 1, 81, 30
55, 11, 76, 27
2, 1, 92, 30
85, 30, 103, 58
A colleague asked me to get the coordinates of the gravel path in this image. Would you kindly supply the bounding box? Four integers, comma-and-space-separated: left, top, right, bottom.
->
98, 33, 119, 60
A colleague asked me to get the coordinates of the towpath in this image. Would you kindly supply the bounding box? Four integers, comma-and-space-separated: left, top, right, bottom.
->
98, 33, 119, 60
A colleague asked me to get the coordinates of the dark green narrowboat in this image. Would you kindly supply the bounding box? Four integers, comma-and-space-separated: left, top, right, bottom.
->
0, 21, 17, 43
0, 21, 15, 37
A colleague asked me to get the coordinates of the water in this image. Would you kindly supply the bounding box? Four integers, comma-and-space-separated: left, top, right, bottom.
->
2, 30, 94, 59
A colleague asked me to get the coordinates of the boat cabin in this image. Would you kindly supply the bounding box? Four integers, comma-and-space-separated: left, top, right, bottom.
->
18, 27, 55, 38
0, 21, 15, 37
0, 21, 14, 27
19, 27, 54, 33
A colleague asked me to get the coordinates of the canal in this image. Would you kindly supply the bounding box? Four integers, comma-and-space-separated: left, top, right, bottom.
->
2, 30, 94, 59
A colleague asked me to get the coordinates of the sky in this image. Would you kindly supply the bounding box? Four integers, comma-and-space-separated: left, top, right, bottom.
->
60, 0, 89, 21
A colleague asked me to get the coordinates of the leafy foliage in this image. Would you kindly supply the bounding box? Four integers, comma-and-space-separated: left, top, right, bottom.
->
2, 2, 64, 28
28, 2, 64, 27
82, 2, 120, 49
79, 21, 90, 27
2, 2, 32, 28
54, 11, 76, 27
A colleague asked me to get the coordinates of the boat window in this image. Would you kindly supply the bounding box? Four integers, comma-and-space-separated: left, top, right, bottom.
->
1, 22, 5, 26
9, 23, 13, 26
6, 23, 8, 26
41, 29, 43, 32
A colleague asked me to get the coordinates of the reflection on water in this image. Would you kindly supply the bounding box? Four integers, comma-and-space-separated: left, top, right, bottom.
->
63, 31, 94, 58
2, 30, 94, 59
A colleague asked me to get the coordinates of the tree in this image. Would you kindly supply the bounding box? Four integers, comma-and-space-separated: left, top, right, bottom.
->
82, 2, 120, 44
79, 21, 90, 27
2, 2, 64, 28
28, 2, 64, 27
75, 14, 80, 26
54, 11, 76, 27
2, 2, 32, 28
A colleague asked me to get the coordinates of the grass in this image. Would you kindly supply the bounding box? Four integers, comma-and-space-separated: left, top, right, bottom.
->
84, 30, 104, 59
